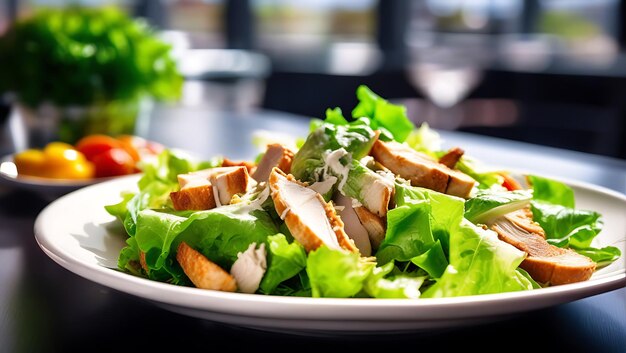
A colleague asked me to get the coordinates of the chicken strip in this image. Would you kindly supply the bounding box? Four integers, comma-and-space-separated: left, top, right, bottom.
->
371, 140, 476, 198
252, 144, 295, 182
438, 147, 464, 169
269, 167, 358, 253
334, 193, 372, 256
170, 166, 251, 210
170, 185, 217, 211
221, 157, 256, 174
176, 241, 237, 292
353, 206, 386, 251
209, 166, 250, 206
491, 209, 596, 285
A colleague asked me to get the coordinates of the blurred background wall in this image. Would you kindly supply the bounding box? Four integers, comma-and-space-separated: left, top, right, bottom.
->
1, 0, 625, 159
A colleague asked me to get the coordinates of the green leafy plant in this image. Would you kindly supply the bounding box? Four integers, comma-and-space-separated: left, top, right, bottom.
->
0, 6, 182, 107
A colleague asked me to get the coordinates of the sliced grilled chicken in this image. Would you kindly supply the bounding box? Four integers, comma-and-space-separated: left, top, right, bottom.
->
438, 147, 464, 169
176, 241, 237, 292
209, 166, 250, 205
252, 144, 295, 182
490, 209, 596, 285
269, 167, 358, 253
221, 157, 256, 174
170, 185, 217, 211
354, 206, 386, 251
334, 193, 372, 256
171, 166, 251, 210
371, 140, 476, 198
177, 168, 219, 189
446, 169, 477, 199
505, 207, 546, 236
177, 167, 246, 189
360, 173, 395, 217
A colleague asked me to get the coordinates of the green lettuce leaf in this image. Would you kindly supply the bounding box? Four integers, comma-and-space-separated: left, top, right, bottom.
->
464, 189, 533, 225
128, 200, 278, 283
272, 271, 312, 297
404, 122, 442, 156
375, 200, 435, 265
410, 240, 447, 278
259, 233, 307, 294
306, 246, 375, 298
352, 85, 415, 142
376, 182, 466, 278
530, 201, 603, 248
324, 107, 349, 126
106, 149, 221, 236
423, 220, 534, 298
363, 262, 427, 299
104, 191, 135, 223
528, 175, 575, 208
393, 182, 465, 255
571, 245, 622, 267
118, 236, 143, 276
527, 176, 619, 264
117, 226, 188, 284
290, 122, 377, 184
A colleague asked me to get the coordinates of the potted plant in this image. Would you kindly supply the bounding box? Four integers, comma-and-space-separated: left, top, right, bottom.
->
0, 6, 182, 147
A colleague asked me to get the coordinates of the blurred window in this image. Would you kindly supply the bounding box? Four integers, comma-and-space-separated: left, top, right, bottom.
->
537, 0, 619, 59
253, 0, 377, 68
406, 0, 620, 71
163, 0, 224, 48
538, 0, 619, 39
408, 0, 524, 35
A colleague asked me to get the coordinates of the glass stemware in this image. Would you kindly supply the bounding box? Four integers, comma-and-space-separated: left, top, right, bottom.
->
406, 35, 489, 129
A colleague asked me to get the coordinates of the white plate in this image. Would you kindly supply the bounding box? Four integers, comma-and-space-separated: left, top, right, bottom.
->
34, 174, 626, 334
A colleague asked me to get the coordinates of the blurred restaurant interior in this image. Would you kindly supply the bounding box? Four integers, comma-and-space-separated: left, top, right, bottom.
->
1, 0, 626, 159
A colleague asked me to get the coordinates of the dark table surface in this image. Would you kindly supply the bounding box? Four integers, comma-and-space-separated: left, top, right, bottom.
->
0, 105, 625, 353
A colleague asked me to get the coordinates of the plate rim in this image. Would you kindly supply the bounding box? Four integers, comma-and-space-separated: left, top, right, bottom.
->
33, 172, 626, 323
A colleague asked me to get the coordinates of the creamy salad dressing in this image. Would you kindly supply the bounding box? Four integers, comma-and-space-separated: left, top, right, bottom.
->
359, 155, 374, 166
233, 184, 270, 215
324, 149, 351, 192
230, 243, 267, 294
310, 148, 351, 195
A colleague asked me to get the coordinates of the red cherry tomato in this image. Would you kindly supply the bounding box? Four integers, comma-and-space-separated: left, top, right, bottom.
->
500, 172, 523, 191
91, 148, 136, 178
116, 135, 142, 162
75, 135, 123, 162
117, 135, 164, 160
